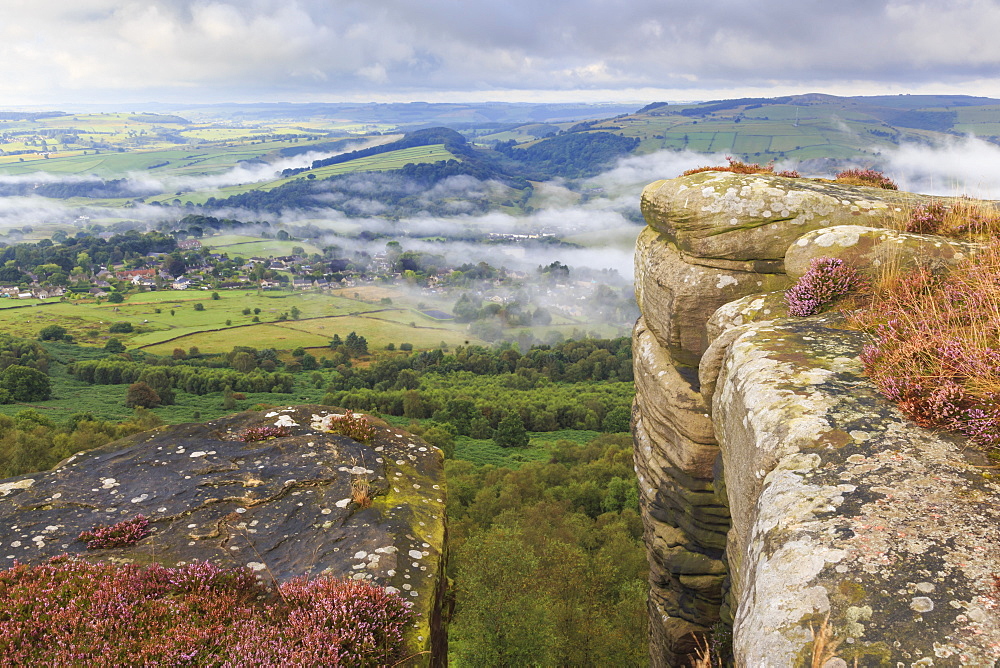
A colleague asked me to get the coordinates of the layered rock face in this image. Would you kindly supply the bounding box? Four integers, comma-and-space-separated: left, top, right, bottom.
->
0, 406, 448, 665
634, 172, 1000, 666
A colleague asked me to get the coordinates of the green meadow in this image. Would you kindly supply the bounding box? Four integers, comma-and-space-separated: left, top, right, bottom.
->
198, 234, 324, 257
142, 143, 458, 205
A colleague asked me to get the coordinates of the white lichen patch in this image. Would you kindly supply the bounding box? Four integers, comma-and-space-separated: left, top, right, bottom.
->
0, 479, 35, 497
810, 226, 863, 248
716, 274, 738, 289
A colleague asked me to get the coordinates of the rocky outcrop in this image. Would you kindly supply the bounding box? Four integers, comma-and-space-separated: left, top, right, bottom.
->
633, 172, 1000, 666
0, 405, 448, 665
711, 311, 1000, 666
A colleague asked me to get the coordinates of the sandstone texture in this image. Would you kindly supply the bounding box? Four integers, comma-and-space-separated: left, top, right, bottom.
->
710, 315, 1000, 667
635, 227, 790, 366
0, 405, 448, 666
785, 224, 981, 280
633, 170, 1000, 666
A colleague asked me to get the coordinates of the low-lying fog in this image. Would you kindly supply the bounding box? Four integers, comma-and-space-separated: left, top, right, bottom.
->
1, 140, 998, 284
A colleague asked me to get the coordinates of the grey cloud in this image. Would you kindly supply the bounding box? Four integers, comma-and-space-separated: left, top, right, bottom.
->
1, 1, 999, 103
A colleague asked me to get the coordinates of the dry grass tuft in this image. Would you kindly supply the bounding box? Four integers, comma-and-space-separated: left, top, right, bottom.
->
851, 230, 1000, 450
879, 198, 1000, 242
683, 156, 800, 178
809, 614, 842, 668
351, 476, 373, 508
689, 634, 714, 668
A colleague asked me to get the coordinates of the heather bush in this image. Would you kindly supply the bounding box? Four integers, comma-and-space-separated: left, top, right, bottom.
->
834, 168, 898, 190
0, 557, 412, 665
785, 257, 867, 317
888, 198, 1000, 241
854, 244, 1000, 448
312, 409, 377, 443
78, 514, 151, 549
236, 424, 292, 442
905, 201, 948, 234
682, 156, 799, 178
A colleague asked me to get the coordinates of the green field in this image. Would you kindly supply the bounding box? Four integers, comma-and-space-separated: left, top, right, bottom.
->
0, 287, 489, 357
198, 234, 324, 257
142, 144, 459, 205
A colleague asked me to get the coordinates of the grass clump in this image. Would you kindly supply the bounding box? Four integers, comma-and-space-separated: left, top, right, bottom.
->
894, 198, 1000, 240
0, 557, 413, 666
852, 241, 1000, 449
834, 168, 898, 190
682, 156, 800, 178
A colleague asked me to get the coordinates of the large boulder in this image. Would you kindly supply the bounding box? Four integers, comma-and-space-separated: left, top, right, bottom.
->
641, 171, 932, 262
709, 317, 1000, 666
785, 224, 982, 280
635, 226, 791, 366
0, 406, 448, 665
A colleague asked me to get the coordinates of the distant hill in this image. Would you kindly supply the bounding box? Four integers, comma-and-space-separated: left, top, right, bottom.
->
477, 93, 1000, 171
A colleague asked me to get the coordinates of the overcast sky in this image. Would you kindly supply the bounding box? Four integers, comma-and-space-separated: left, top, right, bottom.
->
4, 0, 1000, 106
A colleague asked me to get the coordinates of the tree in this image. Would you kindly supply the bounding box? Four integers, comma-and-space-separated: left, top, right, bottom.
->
601, 405, 631, 433
1, 365, 51, 402
107, 292, 124, 304
231, 352, 257, 373
37, 325, 67, 341
493, 411, 529, 448
104, 339, 126, 353
125, 381, 160, 408
193, 302, 205, 311
211, 292, 220, 300
222, 385, 236, 410
109, 322, 133, 333
290, 306, 301, 320
453, 525, 553, 666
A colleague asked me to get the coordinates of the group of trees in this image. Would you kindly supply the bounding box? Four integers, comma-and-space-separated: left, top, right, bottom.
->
0, 230, 178, 288
327, 338, 633, 390
447, 435, 647, 665
69, 359, 294, 398
493, 131, 641, 179
0, 177, 158, 200
320, 339, 634, 437
0, 334, 52, 403
330, 332, 369, 357
0, 408, 163, 479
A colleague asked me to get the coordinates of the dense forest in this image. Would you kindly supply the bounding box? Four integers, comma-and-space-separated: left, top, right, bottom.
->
493, 131, 641, 178
447, 434, 648, 665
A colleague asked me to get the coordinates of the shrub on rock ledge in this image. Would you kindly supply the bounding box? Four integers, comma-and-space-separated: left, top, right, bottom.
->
785, 257, 866, 317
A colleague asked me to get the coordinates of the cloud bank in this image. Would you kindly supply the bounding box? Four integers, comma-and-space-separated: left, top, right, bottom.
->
880, 135, 1000, 198
3, 2, 1000, 104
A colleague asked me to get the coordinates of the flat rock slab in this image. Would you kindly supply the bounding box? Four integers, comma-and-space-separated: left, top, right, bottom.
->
0, 405, 447, 665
